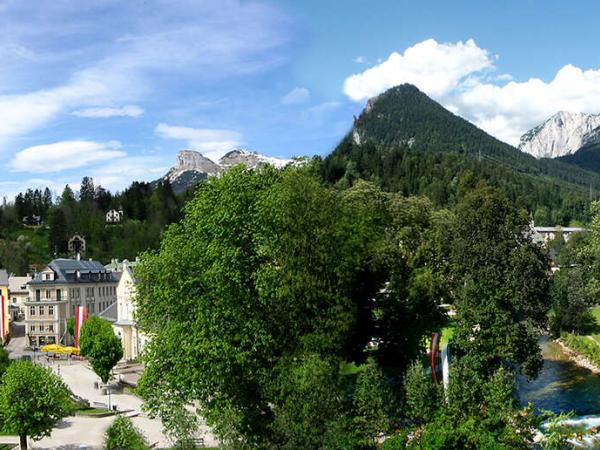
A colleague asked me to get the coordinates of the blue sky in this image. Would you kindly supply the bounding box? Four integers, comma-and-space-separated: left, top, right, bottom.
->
2, 0, 600, 198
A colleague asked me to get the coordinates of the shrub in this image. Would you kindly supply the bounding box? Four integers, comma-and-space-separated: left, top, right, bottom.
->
104, 416, 148, 450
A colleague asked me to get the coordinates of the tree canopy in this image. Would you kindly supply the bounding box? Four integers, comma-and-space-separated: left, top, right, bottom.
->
136, 164, 446, 448
0, 361, 72, 450
79, 316, 123, 383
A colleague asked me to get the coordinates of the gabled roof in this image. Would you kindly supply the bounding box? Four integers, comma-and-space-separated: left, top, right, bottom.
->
29, 258, 116, 285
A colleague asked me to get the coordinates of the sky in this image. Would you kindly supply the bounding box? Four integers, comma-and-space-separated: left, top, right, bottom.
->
2, 0, 600, 199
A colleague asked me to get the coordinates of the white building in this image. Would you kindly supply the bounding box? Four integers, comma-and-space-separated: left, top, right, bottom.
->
8, 275, 30, 320
106, 209, 124, 224
112, 260, 148, 361
25, 259, 118, 347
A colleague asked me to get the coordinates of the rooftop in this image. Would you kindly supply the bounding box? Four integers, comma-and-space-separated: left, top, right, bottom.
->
29, 258, 116, 285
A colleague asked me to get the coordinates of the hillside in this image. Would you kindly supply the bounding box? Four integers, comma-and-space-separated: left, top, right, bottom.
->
322, 84, 600, 225
558, 142, 600, 173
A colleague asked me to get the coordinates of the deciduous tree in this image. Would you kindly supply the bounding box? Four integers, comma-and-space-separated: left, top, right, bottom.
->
0, 361, 72, 450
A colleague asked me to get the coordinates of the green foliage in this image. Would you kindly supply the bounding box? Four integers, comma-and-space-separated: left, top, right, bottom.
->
0, 361, 72, 447
410, 362, 538, 449
79, 316, 123, 383
352, 358, 393, 446
136, 165, 438, 448
0, 176, 184, 269
0, 349, 10, 378
539, 410, 576, 450
66, 317, 75, 337
550, 267, 596, 336
448, 185, 550, 378
104, 416, 149, 450
321, 84, 597, 225
404, 361, 440, 424
561, 333, 600, 367
379, 431, 410, 450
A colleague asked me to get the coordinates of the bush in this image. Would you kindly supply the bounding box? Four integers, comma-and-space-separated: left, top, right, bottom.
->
104, 416, 148, 450
561, 333, 600, 367
380, 430, 410, 449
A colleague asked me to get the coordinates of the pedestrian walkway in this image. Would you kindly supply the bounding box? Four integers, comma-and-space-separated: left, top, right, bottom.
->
5, 323, 217, 448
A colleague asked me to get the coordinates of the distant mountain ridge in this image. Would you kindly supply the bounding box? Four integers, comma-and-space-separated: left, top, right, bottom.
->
322, 83, 600, 223
519, 111, 600, 159
159, 149, 291, 193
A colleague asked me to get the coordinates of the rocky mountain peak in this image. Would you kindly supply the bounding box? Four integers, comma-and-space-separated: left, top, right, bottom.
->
174, 150, 221, 176
518, 111, 600, 158
159, 149, 291, 193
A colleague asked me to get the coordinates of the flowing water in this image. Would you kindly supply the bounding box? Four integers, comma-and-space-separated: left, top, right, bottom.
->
517, 337, 600, 447
518, 337, 600, 415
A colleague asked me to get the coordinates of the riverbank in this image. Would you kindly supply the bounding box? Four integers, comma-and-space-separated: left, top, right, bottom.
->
556, 337, 600, 374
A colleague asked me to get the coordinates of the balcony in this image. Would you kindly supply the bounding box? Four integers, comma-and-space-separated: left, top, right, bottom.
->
25, 297, 67, 305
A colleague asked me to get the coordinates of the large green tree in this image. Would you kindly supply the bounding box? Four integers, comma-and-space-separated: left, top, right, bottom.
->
448, 185, 551, 379
136, 165, 440, 448
0, 361, 72, 450
79, 316, 123, 384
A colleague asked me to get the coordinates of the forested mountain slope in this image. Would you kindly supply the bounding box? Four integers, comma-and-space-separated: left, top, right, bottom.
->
321, 84, 600, 225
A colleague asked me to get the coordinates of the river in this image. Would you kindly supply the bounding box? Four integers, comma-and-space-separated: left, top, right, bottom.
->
518, 337, 600, 415
517, 337, 600, 447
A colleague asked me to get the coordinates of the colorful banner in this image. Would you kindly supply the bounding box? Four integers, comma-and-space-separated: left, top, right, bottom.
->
0, 295, 4, 342
429, 332, 440, 383
74, 305, 87, 348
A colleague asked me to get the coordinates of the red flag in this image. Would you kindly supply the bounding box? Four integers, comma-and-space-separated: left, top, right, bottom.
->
74, 305, 88, 348
429, 332, 441, 383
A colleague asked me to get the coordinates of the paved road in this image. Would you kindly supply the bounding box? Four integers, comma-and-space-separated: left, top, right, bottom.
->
4, 322, 217, 449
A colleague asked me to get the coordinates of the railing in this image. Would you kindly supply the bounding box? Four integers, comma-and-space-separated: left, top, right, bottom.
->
25, 297, 66, 303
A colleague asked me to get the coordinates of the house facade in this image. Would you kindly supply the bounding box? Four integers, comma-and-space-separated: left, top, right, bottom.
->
0, 270, 9, 344
25, 259, 118, 347
8, 275, 30, 320
106, 209, 124, 224
112, 260, 148, 361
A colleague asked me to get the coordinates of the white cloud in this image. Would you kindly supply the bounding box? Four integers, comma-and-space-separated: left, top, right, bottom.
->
0, 0, 291, 148
9, 140, 126, 173
354, 56, 365, 64
343, 38, 600, 146
72, 105, 144, 118
155, 123, 244, 160
281, 87, 310, 104
89, 156, 171, 192
344, 39, 493, 101
452, 64, 600, 144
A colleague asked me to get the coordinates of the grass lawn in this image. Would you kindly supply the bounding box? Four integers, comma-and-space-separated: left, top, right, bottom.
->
75, 407, 114, 416
0, 444, 15, 450
440, 319, 455, 346
589, 306, 600, 345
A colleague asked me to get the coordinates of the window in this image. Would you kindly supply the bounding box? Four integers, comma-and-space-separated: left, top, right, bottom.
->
48, 324, 54, 332
29, 306, 35, 316
39, 306, 45, 315
30, 325, 35, 332
56, 289, 61, 301
35, 289, 40, 301
48, 305, 54, 315
45, 289, 51, 299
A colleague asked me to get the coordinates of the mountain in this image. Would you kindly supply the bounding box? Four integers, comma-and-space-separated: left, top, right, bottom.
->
558, 142, 600, 173
158, 149, 291, 193
322, 84, 600, 224
518, 111, 600, 159
219, 149, 291, 170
